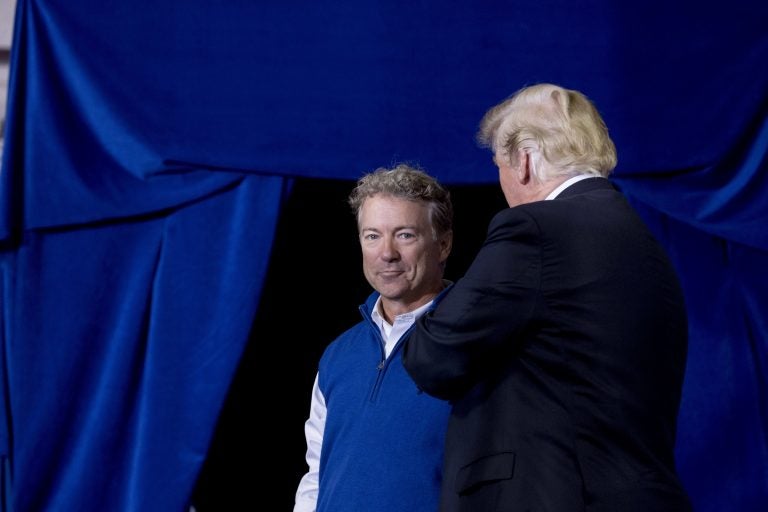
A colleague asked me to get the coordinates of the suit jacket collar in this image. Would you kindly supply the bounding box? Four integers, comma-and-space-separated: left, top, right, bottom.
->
556, 176, 616, 198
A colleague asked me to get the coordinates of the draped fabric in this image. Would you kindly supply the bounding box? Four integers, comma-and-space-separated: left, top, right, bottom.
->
0, 1, 766, 510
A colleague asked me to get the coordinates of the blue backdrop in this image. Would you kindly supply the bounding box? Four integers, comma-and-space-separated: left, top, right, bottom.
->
1, 0, 766, 510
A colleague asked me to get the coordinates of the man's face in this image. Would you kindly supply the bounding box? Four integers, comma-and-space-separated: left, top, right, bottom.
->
358, 194, 451, 313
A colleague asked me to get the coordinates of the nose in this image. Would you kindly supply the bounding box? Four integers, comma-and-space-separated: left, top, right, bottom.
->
381, 237, 400, 262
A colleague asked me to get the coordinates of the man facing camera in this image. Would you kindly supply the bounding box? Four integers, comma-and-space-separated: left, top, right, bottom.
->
294, 164, 454, 512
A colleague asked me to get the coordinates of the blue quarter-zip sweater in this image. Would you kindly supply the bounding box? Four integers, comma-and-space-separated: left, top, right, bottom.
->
316, 290, 452, 512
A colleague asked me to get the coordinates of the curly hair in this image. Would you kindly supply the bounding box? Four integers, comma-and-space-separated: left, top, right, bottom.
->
348, 163, 453, 240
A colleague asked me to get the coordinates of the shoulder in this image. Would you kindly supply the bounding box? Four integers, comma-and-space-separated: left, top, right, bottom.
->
498, 180, 626, 230
488, 206, 538, 233
485, 204, 552, 248
321, 321, 369, 358
321, 290, 380, 359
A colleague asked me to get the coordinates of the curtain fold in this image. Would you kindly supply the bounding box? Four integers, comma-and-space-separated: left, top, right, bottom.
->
1, 175, 286, 510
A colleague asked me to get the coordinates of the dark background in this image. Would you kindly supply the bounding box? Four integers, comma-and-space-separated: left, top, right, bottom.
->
191, 178, 508, 509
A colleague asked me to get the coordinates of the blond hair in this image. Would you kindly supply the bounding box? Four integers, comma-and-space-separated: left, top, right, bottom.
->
477, 83, 617, 182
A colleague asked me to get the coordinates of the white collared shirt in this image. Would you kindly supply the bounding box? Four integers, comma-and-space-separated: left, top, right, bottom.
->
370, 296, 434, 358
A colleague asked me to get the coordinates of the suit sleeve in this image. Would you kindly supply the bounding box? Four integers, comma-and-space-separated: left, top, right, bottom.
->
402, 208, 541, 401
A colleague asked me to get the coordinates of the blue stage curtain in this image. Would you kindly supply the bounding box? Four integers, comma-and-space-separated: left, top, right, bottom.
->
612, 109, 768, 510
1, 175, 285, 510
1, 1, 766, 510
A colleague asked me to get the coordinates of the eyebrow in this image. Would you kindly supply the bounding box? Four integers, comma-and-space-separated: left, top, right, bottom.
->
361, 224, 420, 232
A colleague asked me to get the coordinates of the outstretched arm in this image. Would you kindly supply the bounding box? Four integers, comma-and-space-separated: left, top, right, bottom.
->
402, 209, 540, 400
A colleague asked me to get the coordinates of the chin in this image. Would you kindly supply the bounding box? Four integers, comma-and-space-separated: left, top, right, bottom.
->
378, 285, 408, 300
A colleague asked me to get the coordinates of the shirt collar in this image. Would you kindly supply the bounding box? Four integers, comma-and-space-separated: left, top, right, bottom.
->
370, 295, 434, 328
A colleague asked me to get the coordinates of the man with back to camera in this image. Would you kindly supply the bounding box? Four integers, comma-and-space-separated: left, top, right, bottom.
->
402, 83, 692, 512
293, 163, 454, 512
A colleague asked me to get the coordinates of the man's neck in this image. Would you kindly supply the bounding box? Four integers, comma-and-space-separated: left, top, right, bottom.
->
379, 290, 442, 324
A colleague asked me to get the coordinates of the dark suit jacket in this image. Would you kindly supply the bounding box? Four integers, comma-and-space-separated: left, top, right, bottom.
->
402, 178, 692, 512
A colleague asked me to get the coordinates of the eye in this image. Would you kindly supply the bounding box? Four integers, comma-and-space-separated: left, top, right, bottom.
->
397, 232, 416, 240
363, 233, 379, 241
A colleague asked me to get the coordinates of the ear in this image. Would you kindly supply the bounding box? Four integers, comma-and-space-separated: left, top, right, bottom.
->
516, 150, 531, 185
438, 231, 453, 262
